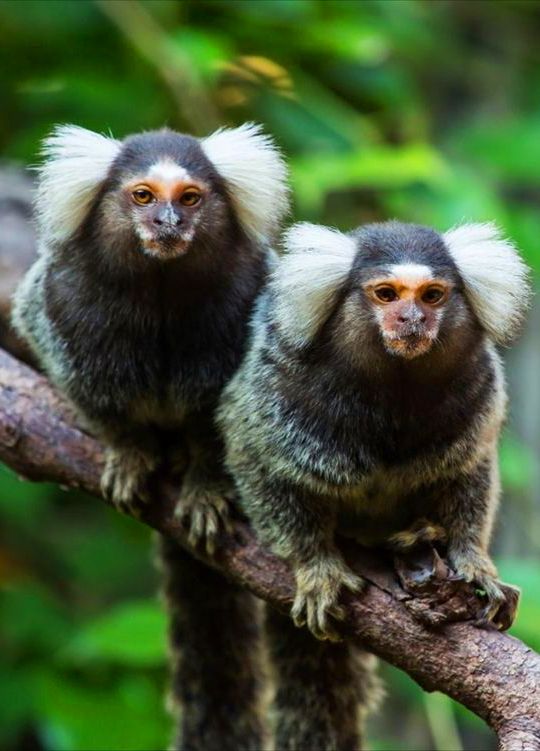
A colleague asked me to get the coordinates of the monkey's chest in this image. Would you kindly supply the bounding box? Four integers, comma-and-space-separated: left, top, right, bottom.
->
59, 309, 227, 417
338, 465, 418, 512
333, 464, 438, 546
129, 392, 189, 428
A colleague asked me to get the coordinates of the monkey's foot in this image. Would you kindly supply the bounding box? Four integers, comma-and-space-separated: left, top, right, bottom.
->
388, 518, 447, 551
449, 548, 506, 627
175, 484, 233, 556
291, 556, 365, 641
101, 447, 157, 515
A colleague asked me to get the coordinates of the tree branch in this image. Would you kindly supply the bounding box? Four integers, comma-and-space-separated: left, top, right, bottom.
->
0, 346, 539, 750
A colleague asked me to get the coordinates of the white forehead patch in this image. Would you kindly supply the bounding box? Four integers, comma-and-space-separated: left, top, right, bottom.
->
388, 263, 433, 283
147, 160, 191, 183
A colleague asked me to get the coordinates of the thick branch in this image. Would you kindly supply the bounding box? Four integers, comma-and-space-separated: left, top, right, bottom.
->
0, 347, 539, 750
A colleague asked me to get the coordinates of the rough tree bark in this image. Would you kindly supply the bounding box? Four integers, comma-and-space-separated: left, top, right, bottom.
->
0, 171, 539, 750
0, 348, 539, 751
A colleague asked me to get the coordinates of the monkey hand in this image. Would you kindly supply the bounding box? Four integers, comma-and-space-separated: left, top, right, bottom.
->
448, 546, 505, 627
291, 555, 365, 641
101, 446, 157, 514
175, 480, 234, 556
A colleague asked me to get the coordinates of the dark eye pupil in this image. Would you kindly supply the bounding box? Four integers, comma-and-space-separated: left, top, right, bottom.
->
424, 289, 443, 303
376, 287, 396, 302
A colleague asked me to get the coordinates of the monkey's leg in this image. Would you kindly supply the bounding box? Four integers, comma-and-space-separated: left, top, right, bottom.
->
438, 455, 505, 623
175, 412, 234, 555
233, 473, 363, 641
157, 536, 268, 751
266, 606, 380, 751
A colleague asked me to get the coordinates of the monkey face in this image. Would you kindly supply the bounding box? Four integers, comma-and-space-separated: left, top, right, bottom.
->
275, 220, 529, 364
121, 161, 219, 260
362, 264, 453, 359
35, 124, 288, 261
97, 131, 238, 263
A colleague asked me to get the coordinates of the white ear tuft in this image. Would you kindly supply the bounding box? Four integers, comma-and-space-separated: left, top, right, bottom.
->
36, 125, 121, 242
272, 223, 357, 347
201, 123, 289, 241
444, 222, 531, 345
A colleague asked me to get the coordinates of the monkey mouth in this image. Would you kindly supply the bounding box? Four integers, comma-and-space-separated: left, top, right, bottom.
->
383, 332, 434, 359
140, 232, 190, 259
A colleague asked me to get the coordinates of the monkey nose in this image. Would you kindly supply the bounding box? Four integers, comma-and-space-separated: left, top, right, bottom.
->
153, 215, 182, 228
398, 306, 426, 324
398, 313, 426, 324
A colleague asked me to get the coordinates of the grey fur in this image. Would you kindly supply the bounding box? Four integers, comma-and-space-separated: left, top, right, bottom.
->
218, 220, 530, 748
13, 124, 288, 751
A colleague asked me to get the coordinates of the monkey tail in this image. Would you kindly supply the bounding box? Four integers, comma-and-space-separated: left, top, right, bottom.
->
156, 535, 268, 751
265, 606, 383, 751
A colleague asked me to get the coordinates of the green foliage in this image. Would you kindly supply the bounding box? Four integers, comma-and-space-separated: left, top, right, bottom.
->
61, 600, 167, 667
1, 1, 539, 750
500, 559, 540, 653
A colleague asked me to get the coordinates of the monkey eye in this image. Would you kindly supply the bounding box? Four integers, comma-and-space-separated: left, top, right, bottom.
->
421, 286, 446, 305
132, 188, 154, 205
180, 190, 202, 207
374, 286, 398, 303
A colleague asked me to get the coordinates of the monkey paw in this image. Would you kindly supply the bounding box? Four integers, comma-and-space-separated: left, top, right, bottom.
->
449, 548, 505, 627
291, 556, 365, 641
175, 484, 233, 556
101, 446, 157, 515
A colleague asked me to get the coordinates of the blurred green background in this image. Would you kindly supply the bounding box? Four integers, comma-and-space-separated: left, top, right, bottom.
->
1, 1, 539, 749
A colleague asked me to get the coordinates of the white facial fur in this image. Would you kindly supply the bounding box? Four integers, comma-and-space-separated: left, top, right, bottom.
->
36, 125, 121, 243
201, 122, 289, 242
388, 263, 433, 284
443, 223, 531, 345
273, 223, 357, 347
147, 160, 191, 183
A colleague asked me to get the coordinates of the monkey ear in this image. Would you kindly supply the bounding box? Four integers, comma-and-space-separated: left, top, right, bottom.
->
36, 124, 121, 242
444, 222, 532, 345
200, 123, 289, 241
272, 222, 357, 347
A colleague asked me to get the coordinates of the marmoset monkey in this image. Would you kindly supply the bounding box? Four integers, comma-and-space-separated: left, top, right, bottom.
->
218, 220, 530, 750
13, 123, 289, 751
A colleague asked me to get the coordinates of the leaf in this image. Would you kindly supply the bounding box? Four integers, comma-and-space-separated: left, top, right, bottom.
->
60, 599, 167, 667
35, 670, 169, 751
291, 143, 448, 213
1, 587, 73, 654
498, 558, 540, 652
500, 435, 536, 491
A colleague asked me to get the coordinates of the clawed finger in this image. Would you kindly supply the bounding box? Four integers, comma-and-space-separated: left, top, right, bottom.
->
473, 580, 505, 628
329, 604, 346, 622
291, 594, 344, 641
177, 494, 231, 556
291, 596, 307, 628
